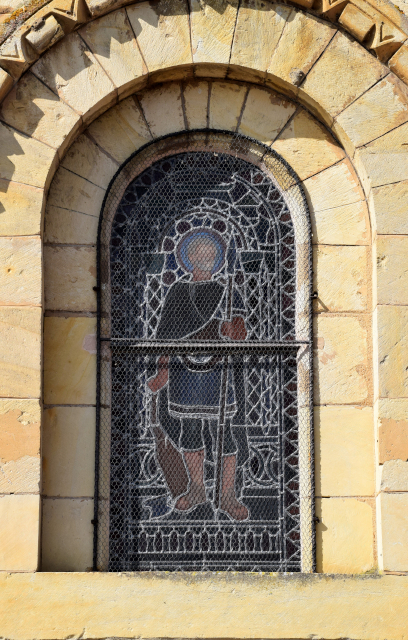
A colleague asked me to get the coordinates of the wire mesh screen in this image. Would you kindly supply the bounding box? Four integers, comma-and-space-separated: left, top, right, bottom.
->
96, 130, 314, 572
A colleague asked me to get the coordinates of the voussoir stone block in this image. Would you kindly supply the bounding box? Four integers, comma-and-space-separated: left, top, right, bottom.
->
316, 498, 374, 573
268, 10, 335, 95
378, 305, 408, 398
0, 494, 40, 571
311, 200, 369, 246
44, 246, 96, 312
138, 83, 185, 138
380, 492, 408, 571
126, 0, 192, 77
43, 406, 96, 498
315, 406, 374, 497
47, 167, 106, 217
335, 75, 408, 151
190, 0, 238, 75
0, 306, 41, 398
80, 9, 147, 97
0, 398, 40, 494
60, 133, 118, 190
32, 32, 116, 121
272, 108, 345, 181
0, 236, 41, 306
44, 316, 96, 405
0, 179, 43, 236
378, 398, 408, 463
301, 31, 386, 126
377, 236, 408, 306
0, 121, 56, 188
183, 81, 209, 130
87, 96, 152, 164
229, 1, 290, 82
45, 206, 99, 245
314, 314, 370, 405
42, 498, 94, 571
303, 159, 364, 214
0, 72, 81, 153
313, 245, 369, 312
239, 86, 296, 145
209, 82, 247, 131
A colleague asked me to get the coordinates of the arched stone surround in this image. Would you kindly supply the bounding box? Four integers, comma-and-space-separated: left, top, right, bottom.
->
0, 0, 408, 635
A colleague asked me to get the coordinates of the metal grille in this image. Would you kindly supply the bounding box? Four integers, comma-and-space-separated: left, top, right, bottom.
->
96, 130, 314, 572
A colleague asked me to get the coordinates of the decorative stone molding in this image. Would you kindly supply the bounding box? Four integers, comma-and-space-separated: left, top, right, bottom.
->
0, 0, 407, 92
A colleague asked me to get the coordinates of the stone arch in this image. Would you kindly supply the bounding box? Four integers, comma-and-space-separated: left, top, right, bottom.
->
0, 0, 406, 576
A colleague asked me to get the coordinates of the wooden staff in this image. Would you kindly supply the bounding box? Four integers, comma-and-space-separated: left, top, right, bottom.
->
214, 274, 234, 513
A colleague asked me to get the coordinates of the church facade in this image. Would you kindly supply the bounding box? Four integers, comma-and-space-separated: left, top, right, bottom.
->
1, 0, 408, 637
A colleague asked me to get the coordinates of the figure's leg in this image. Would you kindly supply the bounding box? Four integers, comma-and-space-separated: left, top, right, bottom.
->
219, 421, 248, 521
175, 448, 207, 511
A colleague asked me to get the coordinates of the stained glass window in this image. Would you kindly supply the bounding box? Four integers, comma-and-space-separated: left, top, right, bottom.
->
95, 131, 314, 572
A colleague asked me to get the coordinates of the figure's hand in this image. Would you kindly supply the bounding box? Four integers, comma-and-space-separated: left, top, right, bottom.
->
221, 316, 247, 341
147, 356, 169, 393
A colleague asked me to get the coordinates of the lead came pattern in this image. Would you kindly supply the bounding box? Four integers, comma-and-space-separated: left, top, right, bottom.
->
97, 132, 313, 572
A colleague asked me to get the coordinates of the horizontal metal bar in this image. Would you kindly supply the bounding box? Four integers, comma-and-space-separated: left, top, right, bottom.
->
102, 339, 309, 353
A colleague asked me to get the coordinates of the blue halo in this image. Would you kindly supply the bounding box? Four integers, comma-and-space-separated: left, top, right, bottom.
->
176, 230, 226, 274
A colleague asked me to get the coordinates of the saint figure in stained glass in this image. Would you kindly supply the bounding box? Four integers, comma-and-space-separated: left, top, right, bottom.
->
147, 231, 249, 521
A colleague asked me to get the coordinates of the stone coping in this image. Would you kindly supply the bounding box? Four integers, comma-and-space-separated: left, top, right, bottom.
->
1, 571, 408, 639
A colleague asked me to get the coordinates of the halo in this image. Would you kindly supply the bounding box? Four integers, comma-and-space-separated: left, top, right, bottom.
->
176, 229, 226, 274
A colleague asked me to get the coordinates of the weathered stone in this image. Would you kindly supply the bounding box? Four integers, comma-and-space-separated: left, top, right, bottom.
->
0, 72, 80, 152
0, 67, 13, 102
303, 159, 364, 214
41, 498, 94, 571
44, 316, 96, 404
126, 0, 192, 75
354, 148, 408, 195
268, 11, 335, 93
43, 406, 96, 498
44, 246, 96, 312
85, 0, 128, 17
44, 205, 99, 245
378, 398, 408, 463
61, 134, 118, 189
0, 494, 40, 570
389, 44, 408, 86
239, 86, 295, 145
190, 0, 238, 75
47, 167, 106, 217
0, 121, 56, 187
301, 31, 386, 125
272, 108, 345, 181
314, 315, 369, 405
87, 96, 152, 163
0, 398, 40, 493
316, 498, 374, 573
138, 83, 185, 138
80, 9, 147, 97
229, 1, 290, 81
0, 179, 43, 236
338, 3, 374, 42
25, 15, 64, 54
0, 236, 41, 305
31, 32, 116, 120
380, 492, 408, 571
378, 305, 408, 398
335, 75, 408, 151
315, 406, 374, 497
377, 236, 408, 305
183, 81, 208, 129
312, 200, 369, 246
381, 460, 408, 492
313, 245, 369, 312
209, 82, 247, 131
0, 306, 41, 398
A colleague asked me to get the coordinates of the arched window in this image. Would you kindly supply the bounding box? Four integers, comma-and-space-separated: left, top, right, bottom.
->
96, 131, 313, 572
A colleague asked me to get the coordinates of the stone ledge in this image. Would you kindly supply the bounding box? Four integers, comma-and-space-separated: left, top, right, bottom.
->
1, 572, 408, 639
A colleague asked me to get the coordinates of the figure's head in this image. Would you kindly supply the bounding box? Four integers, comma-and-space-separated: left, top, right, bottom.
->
187, 236, 217, 273
177, 229, 226, 278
